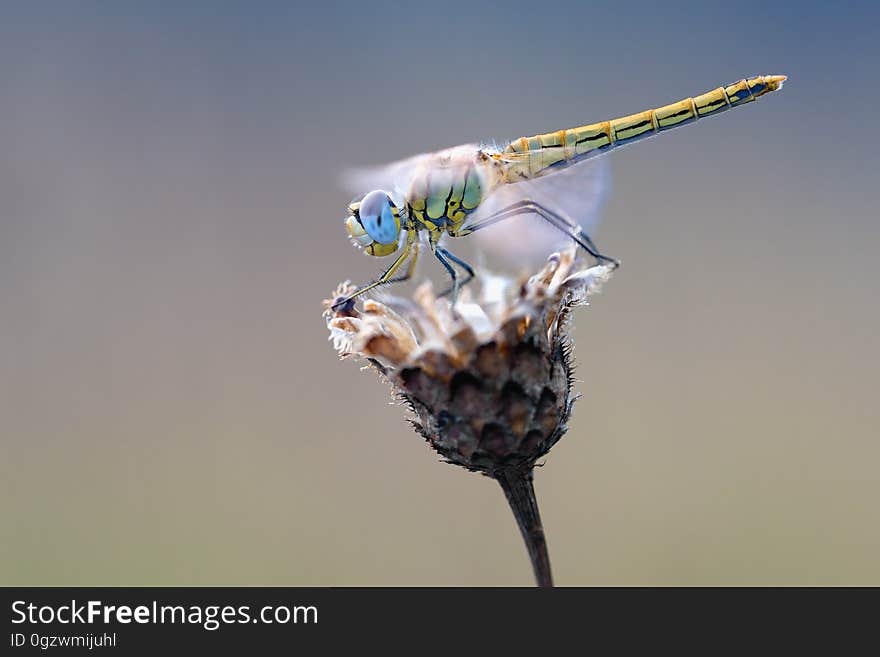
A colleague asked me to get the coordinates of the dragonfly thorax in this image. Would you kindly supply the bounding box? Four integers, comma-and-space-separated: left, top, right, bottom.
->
405, 153, 497, 239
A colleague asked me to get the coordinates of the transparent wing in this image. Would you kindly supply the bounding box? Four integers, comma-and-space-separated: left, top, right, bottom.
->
341, 143, 481, 203
463, 151, 611, 266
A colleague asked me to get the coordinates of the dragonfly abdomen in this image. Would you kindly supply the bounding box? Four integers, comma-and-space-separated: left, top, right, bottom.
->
502, 74, 786, 181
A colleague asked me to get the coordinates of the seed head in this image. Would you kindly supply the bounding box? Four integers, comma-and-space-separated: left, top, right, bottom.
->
323, 248, 613, 476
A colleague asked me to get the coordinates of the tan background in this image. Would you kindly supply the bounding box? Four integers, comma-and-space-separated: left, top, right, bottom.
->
2, 2, 878, 584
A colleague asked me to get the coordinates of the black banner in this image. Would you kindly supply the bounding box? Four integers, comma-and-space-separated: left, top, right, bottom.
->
1, 587, 870, 653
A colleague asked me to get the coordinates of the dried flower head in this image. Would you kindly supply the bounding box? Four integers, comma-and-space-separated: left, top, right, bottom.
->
322, 248, 613, 586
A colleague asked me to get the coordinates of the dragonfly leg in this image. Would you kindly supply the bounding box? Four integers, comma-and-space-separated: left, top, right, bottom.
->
435, 247, 475, 301
463, 200, 620, 268
386, 242, 419, 284
332, 239, 414, 310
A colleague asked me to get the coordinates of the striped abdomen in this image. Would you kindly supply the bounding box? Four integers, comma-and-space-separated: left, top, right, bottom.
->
501, 74, 787, 181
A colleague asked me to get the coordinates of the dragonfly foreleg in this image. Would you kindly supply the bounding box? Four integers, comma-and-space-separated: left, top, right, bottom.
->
463, 200, 620, 268
434, 247, 475, 302
332, 239, 414, 310
386, 243, 419, 284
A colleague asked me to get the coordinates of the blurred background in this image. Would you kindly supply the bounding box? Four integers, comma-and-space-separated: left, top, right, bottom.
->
2, 1, 878, 585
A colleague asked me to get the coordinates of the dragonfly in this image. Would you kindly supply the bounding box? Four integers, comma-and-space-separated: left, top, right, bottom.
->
334, 74, 787, 310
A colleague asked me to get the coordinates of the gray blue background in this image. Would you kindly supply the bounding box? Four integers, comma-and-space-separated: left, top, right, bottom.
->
2, 1, 878, 584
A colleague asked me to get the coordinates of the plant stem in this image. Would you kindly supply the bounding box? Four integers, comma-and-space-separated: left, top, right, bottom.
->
495, 467, 553, 587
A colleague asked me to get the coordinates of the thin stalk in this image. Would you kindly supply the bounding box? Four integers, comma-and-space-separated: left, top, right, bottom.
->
495, 468, 553, 587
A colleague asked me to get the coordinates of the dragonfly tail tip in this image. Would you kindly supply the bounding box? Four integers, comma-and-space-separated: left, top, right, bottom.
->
766, 74, 788, 90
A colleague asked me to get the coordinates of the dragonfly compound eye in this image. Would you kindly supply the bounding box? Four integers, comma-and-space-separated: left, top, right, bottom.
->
357, 190, 400, 245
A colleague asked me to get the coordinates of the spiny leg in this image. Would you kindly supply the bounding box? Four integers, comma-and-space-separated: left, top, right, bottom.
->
517, 201, 619, 267
433, 248, 459, 304
435, 247, 475, 300
332, 239, 413, 311
386, 242, 419, 285
473, 200, 618, 266
462, 200, 619, 268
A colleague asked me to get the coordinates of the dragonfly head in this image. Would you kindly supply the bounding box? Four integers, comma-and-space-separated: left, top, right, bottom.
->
345, 189, 401, 256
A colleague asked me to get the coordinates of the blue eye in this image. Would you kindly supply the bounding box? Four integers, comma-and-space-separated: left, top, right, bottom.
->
358, 190, 400, 244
